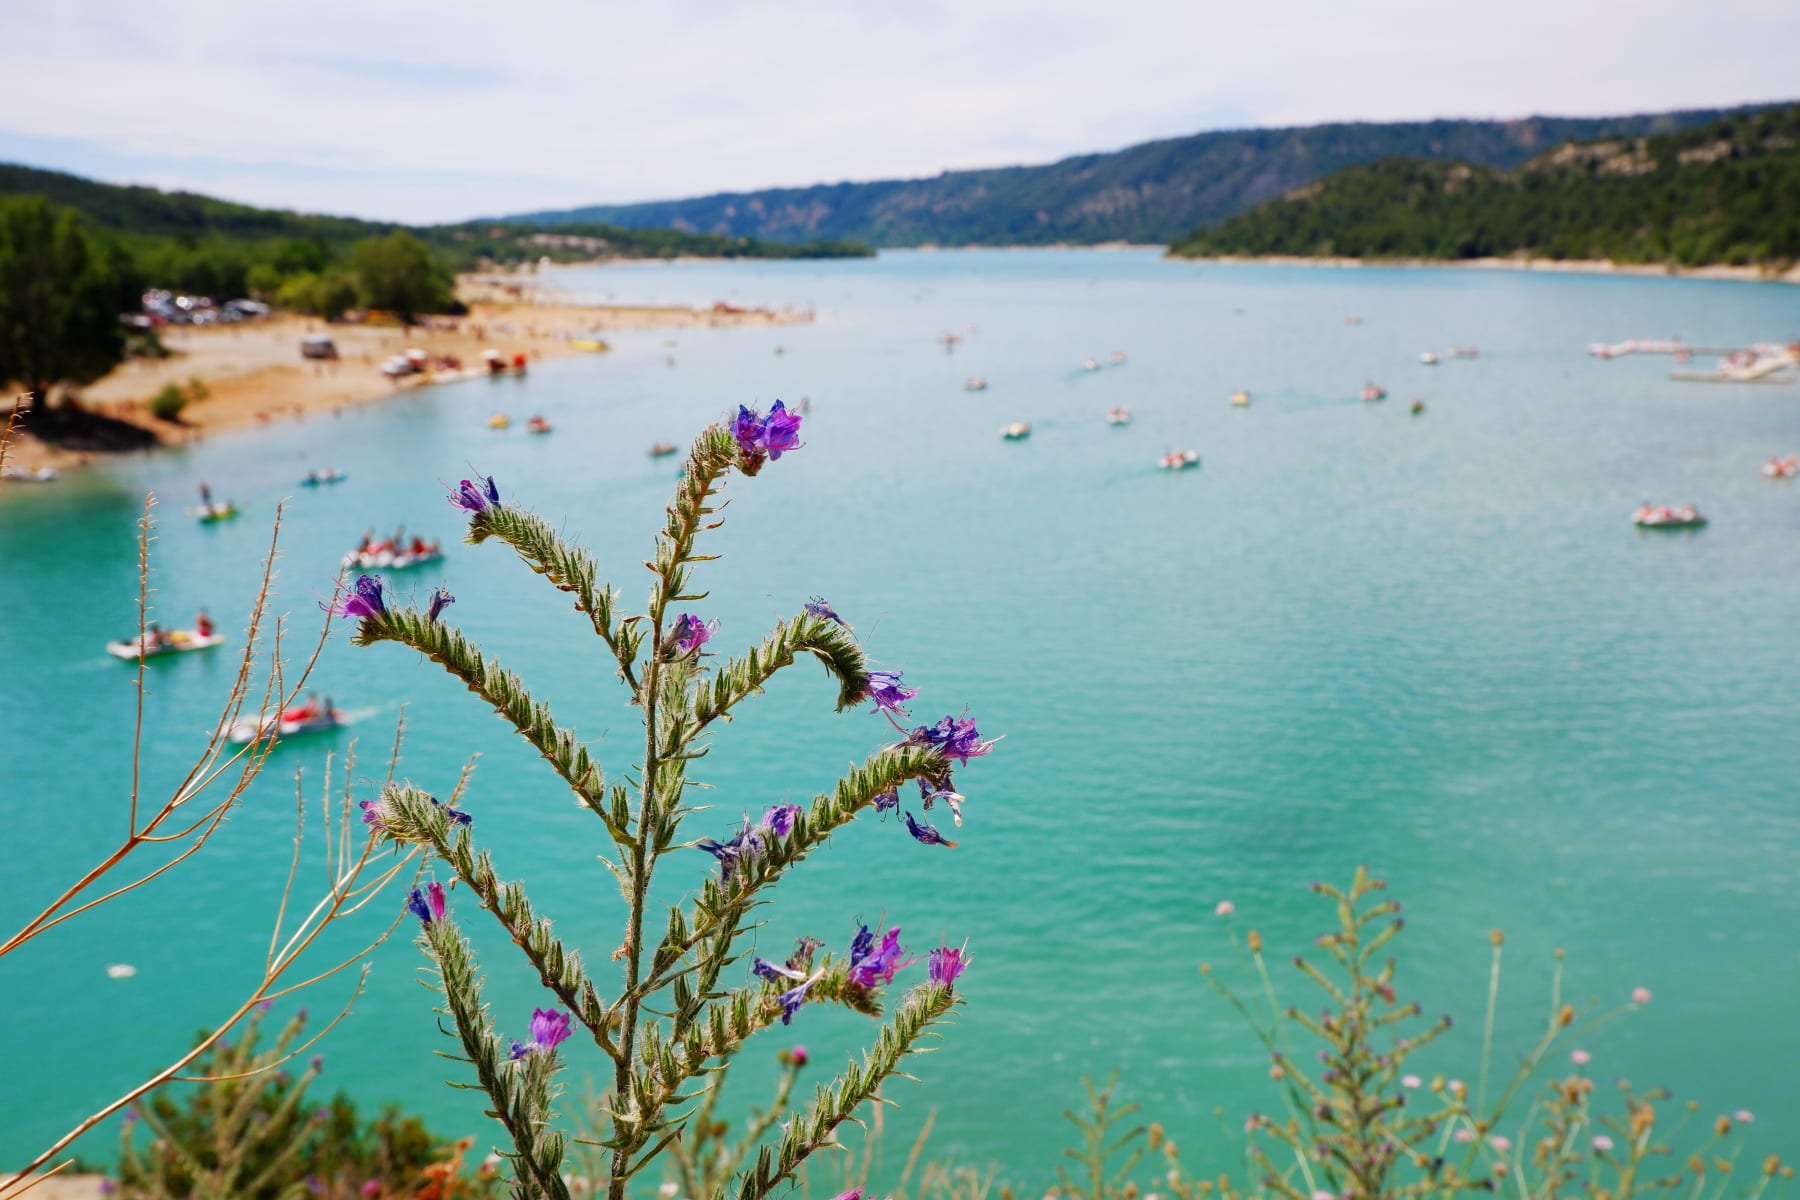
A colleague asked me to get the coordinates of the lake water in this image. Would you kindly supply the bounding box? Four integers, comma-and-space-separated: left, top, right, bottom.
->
4, 249, 1799, 1185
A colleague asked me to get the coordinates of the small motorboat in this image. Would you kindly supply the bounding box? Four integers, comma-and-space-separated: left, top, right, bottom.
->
939, 332, 963, 350
1230, 390, 1252, 407
1361, 382, 1387, 403
526, 415, 553, 435
567, 338, 611, 353
1633, 504, 1707, 530
1109, 351, 1128, 366
1419, 351, 1439, 365
1451, 346, 1480, 359
106, 629, 226, 660
1001, 421, 1032, 441
1410, 400, 1427, 415
488, 413, 511, 430
1080, 358, 1102, 372
648, 442, 681, 458
0, 466, 58, 483
1160, 450, 1201, 471
342, 545, 444, 571
300, 468, 348, 487
1759, 455, 1798, 479
1106, 407, 1132, 425
964, 377, 989, 392
193, 503, 240, 523
224, 703, 345, 746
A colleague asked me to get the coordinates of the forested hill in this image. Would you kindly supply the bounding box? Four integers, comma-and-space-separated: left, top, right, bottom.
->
503, 106, 1783, 247
1169, 104, 1800, 267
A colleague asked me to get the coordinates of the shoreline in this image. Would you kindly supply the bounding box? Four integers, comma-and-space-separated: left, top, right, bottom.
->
2, 278, 811, 481
1173, 252, 1800, 285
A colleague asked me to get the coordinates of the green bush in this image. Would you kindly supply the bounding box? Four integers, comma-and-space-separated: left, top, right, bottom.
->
149, 382, 187, 421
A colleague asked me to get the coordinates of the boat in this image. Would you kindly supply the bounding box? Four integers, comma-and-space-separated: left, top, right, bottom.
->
1451, 346, 1480, 359
223, 703, 345, 746
1361, 382, 1387, 403
648, 442, 681, 458
341, 545, 444, 571
483, 349, 528, 376
1759, 455, 1798, 479
526, 415, 553, 435
1109, 351, 1128, 366
1419, 351, 1439, 365
0, 466, 58, 483
1632, 504, 1707, 529
1106, 407, 1132, 425
567, 337, 611, 353
963, 377, 989, 392
300, 468, 348, 487
1229, 391, 1252, 407
488, 413, 511, 430
1080, 358, 1101, 372
106, 629, 226, 660
1344, 316, 1363, 326
193, 503, 240, 523
1001, 422, 1032, 441
1159, 450, 1201, 471
1410, 400, 1427, 415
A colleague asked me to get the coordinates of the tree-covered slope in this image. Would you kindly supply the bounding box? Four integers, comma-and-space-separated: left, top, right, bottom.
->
505, 106, 1782, 247
1170, 104, 1800, 266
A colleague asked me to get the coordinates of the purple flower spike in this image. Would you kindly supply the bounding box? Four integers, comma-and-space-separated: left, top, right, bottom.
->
762, 400, 803, 460
761, 804, 801, 837
449, 476, 499, 514
778, 974, 819, 1025
407, 881, 447, 925
928, 942, 970, 989
322, 574, 386, 620
903, 811, 959, 849
847, 926, 916, 988
426, 587, 455, 623
671, 613, 716, 656
529, 1007, 572, 1052
805, 596, 852, 631
865, 670, 917, 718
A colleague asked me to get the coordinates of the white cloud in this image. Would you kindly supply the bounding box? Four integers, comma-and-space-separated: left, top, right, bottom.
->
0, 0, 1792, 222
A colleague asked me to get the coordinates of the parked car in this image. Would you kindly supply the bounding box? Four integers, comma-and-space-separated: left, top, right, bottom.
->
301, 334, 340, 361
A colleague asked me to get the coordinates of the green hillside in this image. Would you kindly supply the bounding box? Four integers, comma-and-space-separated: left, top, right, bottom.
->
1170, 104, 1800, 267
504, 106, 1784, 247
0, 163, 871, 302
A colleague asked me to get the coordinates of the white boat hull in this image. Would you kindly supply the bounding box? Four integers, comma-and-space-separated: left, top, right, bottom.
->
106, 632, 226, 660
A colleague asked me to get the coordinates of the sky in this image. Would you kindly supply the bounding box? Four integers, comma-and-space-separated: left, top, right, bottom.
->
2, 0, 1795, 224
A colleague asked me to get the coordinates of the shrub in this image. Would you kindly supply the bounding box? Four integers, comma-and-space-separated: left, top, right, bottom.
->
149, 382, 187, 422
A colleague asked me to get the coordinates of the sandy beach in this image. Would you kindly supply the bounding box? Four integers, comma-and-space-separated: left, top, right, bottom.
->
2, 277, 811, 479
1176, 252, 1800, 284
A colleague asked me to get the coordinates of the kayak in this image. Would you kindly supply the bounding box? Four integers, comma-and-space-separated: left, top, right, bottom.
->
224, 708, 345, 745
341, 548, 444, 571
192, 503, 239, 523
1633, 505, 1707, 529
1160, 450, 1201, 471
300, 471, 348, 486
106, 631, 226, 660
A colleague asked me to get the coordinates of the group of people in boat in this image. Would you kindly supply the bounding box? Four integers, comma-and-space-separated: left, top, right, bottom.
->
138, 610, 213, 652
354, 529, 441, 560
282, 692, 339, 725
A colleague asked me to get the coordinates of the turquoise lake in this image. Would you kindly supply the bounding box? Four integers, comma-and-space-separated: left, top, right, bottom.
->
3, 249, 1799, 1183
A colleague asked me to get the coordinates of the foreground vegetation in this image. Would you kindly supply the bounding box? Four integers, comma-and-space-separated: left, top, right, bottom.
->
1171, 104, 1800, 268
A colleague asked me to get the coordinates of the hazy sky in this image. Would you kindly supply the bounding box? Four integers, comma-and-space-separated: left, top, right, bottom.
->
2, 0, 1794, 223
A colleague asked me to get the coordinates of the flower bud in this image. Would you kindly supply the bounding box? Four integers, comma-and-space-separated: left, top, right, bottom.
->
1247, 930, 1262, 954
1490, 929, 1504, 947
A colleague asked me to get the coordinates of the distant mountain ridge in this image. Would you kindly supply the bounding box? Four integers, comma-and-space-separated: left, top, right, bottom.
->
1169, 103, 1800, 267
504, 105, 1789, 247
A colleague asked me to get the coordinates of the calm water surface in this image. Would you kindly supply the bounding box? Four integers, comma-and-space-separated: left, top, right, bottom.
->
4, 250, 1799, 1180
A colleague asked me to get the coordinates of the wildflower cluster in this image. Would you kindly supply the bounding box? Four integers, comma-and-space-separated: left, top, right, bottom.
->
326, 410, 992, 1200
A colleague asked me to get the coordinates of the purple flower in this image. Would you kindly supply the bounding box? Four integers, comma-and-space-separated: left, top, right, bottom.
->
847, 926, 916, 988
359, 799, 386, 831
732, 406, 765, 457
311, 1055, 324, 1072
508, 1008, 573, 1060
865, 670, 916, 718
778, 974, 819, 1025
426, 587, 455, 623
789, 1045, 809, 1067
322, 574, 386, 619
848, 923, 874, 965
449, 476, 499, 514
830, 1191, 863, 1200
761, 401, 803, 460
697, 818, 765, 880
754, 956, 808, 983
805, 596, 851, 631
761, 804, 801, 837
407, 881, 447, 925
918, 777, 966, 826
928, 942, 969, 989
671, 613, 716, 655
871, 788, 899, 814
431, 796, 472, 827
903, 811, 958, 849
906, 715, 998, 765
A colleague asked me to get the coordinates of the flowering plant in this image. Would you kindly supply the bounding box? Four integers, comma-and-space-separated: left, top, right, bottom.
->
334, 415, 993, 1200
